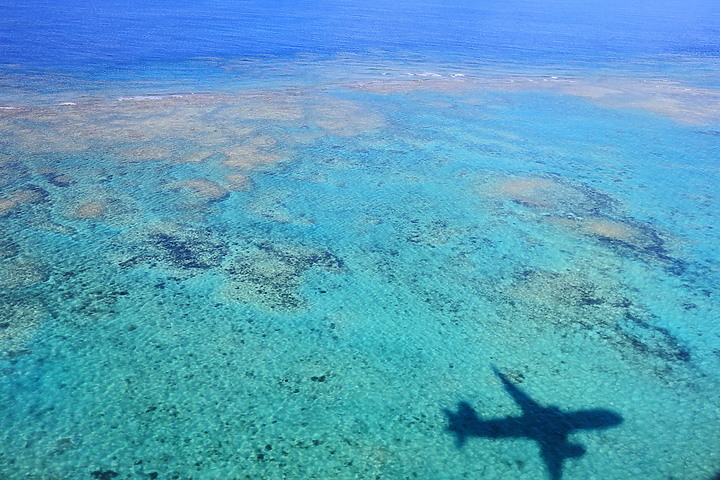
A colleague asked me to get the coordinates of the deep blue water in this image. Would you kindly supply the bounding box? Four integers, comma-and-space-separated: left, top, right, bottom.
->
1, 2, 720, 479
1, 0, 719, 69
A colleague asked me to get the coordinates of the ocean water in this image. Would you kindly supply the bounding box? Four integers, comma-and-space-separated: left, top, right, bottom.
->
1, 1, 720, 479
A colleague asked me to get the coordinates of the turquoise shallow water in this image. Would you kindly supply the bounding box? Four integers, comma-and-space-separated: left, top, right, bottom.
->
1, 52, 720, 479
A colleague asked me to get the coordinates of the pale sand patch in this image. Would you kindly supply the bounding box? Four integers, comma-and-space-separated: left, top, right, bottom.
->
0, 199, 18, 216
0, 187, 49, 215
225, 174, 253, 191
240, 135, 276, 148
10, 188, 45, 204
546, 215, 668, 255
172, 178, 229, 201
558, 85, 624, 100
583, 218, 638, 241
497, 177, 560, 208
288, 131, 326, 144
73, 201, 107, 219
222, 149, 285, 169
64, 192, 140, 225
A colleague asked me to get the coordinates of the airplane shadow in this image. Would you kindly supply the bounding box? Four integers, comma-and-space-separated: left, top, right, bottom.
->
443, 366, 623, 480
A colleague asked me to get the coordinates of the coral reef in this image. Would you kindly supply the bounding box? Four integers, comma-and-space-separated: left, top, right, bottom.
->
504, 267, 691, 367
310, 97, 385, 136
224, 241, 344, 311
0, 295, 44, 353
0, 256, 47, 289
225, 174, 253, 191
492, 175, 614, 216
481, 173, 684, 271
113, 224, 228, 278
170, 178, 229, 202
0, 185, 50, 217
65, 193, 140, 225
222, 136, 286, 169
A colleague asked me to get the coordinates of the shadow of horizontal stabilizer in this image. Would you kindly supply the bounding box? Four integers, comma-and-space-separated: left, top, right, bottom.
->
443, 366, 623, 480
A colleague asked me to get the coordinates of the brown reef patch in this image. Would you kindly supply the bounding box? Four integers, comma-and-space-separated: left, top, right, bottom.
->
171, 178, 229, 201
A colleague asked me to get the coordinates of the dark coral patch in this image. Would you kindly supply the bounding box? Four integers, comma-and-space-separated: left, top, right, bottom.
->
224, 241, 343, 311
485, 173, 688, 272
505, 267, 692, 367
0, 236, 20, 261
616, 313, 691, 363
91, 470, 119, 480
149, 232, 220, 270
44, 172, 75, 187
115, 225, 228, 278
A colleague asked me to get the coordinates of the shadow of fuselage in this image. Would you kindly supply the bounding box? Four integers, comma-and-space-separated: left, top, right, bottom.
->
444, 367, 623, 480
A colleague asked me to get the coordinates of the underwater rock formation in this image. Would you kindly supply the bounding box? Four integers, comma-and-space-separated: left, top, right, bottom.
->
0, 198, 17, 217
0, 236, 20, 261
405, 219, 466, 247
0, 256, 47, 289
0, 296, 45, 353
39, 169, 76, 187
113, 223, 229, 278
491, 175, 615, 217
310, 97, 385, 136
224, 241, 344, 311
245, 189, 314, 225
0, 185, 50, 217
225, 174, 253, 191
65, 193, 140, 225
171, 178, 229, 202
222, 136, 285, 169
72, 201, 108, 219
481, 173, 684, 271
504, 267, 691, 367
220, 96, 304, 121
176, 150, 214, 164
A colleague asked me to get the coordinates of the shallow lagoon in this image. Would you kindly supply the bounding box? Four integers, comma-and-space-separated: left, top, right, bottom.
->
1, 1, 720, 478
1, 57, 719, 479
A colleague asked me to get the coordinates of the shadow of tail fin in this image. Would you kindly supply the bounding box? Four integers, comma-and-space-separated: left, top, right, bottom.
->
444, 401, 480, 448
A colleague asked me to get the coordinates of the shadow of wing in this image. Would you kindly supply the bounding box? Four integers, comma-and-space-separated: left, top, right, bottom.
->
445, 401, 527, 446
492, 366, 543, 415
564, 409, 624, 431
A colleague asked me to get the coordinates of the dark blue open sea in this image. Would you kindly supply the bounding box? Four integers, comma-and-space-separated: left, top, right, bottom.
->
1, 1, 719, 479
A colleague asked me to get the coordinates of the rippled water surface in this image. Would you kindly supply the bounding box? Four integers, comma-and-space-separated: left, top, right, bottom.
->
1, 1, 719, 479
